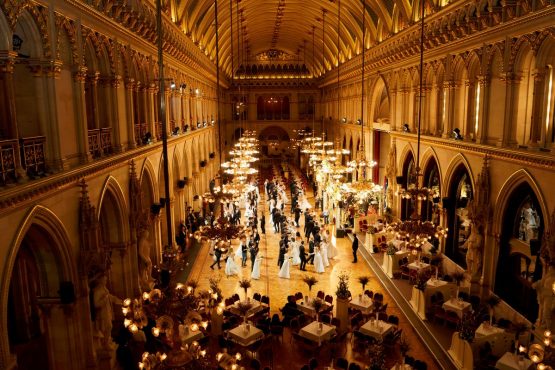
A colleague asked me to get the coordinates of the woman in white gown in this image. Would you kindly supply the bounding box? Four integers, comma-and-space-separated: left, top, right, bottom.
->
225, 248, 240, 276
324, 230, 338, 259
278, 253, 291, 279
320, 241, 329, 267
251, 255, 262, 280
313, 247, 325, 274
291, 239, 301, 266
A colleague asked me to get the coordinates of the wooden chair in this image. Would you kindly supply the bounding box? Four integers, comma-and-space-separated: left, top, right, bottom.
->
444, 310, 460, 328
253, 292, 262, 301
364, 290, 373, 299
317, 291, 325, 300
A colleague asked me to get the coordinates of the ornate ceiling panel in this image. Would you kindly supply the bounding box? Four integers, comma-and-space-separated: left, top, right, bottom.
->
170, 0, 431, 78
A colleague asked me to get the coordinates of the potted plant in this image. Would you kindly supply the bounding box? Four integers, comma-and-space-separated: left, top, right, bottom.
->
484, 295, 501, 326
358, 276, 370, 294
399, 335, 411, 361
186, 279, 199, 294
450, 271, 466, 298
312, 298, 324, 322
303, 276, 318, 294
208, 275, 223, 305
336, 272, 350, 300
238, 278, 251, 300
415, 272, 427, 292
236, 301, 254, 324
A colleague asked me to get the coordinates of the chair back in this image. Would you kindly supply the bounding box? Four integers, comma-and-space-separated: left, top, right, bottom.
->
317, 291, 325, 300
325, 295, 333, 304
253, 292, 261, 301
261, 295, 270, 305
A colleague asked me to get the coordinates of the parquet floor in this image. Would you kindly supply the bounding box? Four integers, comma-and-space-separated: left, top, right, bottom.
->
186, 183, 439, 369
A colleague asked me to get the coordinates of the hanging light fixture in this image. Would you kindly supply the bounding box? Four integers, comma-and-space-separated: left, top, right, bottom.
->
386, 0, 447, 247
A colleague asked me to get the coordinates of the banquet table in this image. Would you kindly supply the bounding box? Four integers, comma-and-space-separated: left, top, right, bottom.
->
475, 322, 504, 338
495, 352, 532, 370
424, 278, 456, 307
179, 328, 204, 345
297, 298, 332, 318
228, 324, 264, 346
382, 250, 410, 278
298, 321, 336, 345
359, 319, 394, 340
390, 365, 413, 370
442, 298, 472, 318
349, 295, 374, 314
407, 261, 431, 273
228, 300, 263, 317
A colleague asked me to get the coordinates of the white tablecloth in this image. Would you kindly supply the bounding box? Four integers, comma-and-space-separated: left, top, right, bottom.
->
442, 298, 472, 318
228, 300, 262, 317
350, 295, 374, 313
475, 322, 504, 338
228, 324, 263, 346
298, 298, 331, 317
180, 329, 204, 345
495, 352, 532, 370
359, 320, 394, 340
408, 261, 431, 273
299, 321, 336, 345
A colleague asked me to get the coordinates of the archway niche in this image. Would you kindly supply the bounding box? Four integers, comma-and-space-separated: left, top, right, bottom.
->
400, 151, 415, 221
421, 157, 441, 222
494, 182, 543, 323
98, 188, 127, 297
7, 222, 75, 370
444, 164, 474, 268
140, 166, 157, 266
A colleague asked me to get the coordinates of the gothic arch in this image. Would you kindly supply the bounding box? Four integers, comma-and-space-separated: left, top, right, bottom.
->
0, 7, 10, 50
492, 169, 549, 236
442, 153, 475, 197
397, 142, 415, 177
97, 176, 129, 245
140, 157, 158, 201
1, 205, 77, 369
419, 147, 443, 184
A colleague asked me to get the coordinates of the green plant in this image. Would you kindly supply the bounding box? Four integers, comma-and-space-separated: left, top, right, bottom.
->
312, 298, 324, 319
386, 244, 396, 255
458, 311, 478, 343
484, 295, 501, 310
238, 278, 251, 298
236, 301, 254, 323
303, 275, 318, 292
384, 207, 394, 224
358, 276, 370, 292
208, 275, 223, 304
415, 272, 427, 291
399, 335, 411, 357
186, 279, 199, 293
336, 271, 351, 300
451, 271, 466, 286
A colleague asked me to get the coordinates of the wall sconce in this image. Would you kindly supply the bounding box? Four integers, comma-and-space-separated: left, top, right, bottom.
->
172, 127, 180, 136
403, 124, 410, 132
170, 81, 176, 90
453, 128, 463, 140
356, 119, 362, 125
341, 117, 347, 123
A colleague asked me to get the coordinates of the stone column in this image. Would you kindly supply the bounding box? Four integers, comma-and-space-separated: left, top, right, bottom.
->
147, 83, 157, 141
73, 65, 93, 163
528, 69, 546, 147
499, 72, 521, 147
125, 78, 137, 149
400, 88, 409, 130
389, 88, 398, 131
475, 75, 491, 144
87, 72, 100, 129
442, 80, 456, 138
429, 83, 439, 135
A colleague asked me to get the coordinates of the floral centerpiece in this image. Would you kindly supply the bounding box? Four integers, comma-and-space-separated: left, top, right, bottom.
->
336, 272, 350, 300
358, 276, 370, 293
450, 271, 466, 298
386, 243, 396, 256
312, 298, 324, 322
484, 294, 501, 326
303, 276, 318, 293
236, 301, 254, 324
238, 278, 251, 300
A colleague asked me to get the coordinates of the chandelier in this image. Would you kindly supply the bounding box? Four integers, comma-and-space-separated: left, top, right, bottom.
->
386, 219, 448, 249
194, 216, 247, 242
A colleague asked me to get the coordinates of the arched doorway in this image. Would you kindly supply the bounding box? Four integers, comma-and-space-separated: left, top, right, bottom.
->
444, 164, 474, 267
258, 126, 290, 157
421, 157, 441, 222
400, 152, 416, 220
5, 208, 81, 370
494, 182, 543, 322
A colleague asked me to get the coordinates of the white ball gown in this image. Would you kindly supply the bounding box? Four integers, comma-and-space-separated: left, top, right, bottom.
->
325, 235, 338, 259
225, 253, 240, 276
321, 243, 330, 267
251, 256, 262, 280
313, 250, 325, 274
291, 242, 301, 266
278, 253, 291, 279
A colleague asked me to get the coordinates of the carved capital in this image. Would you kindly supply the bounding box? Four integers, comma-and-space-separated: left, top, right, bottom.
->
73, 65, 88, 83
125, 78, 135, 90
0, 51, 17, 73
500, 71, 522, 83
43, 60, 63, 78
110, 75, 122, 88
28, 64, 43, 77
87, 71, 100, 85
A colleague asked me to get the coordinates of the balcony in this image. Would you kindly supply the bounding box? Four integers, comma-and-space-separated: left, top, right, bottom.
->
20, 136, 46, 178
134, 123, 148, 146
88, 128, 112, 158
0, 139, 17, 186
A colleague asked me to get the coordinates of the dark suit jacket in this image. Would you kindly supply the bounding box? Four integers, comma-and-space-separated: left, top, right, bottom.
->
299, 244, 307, 261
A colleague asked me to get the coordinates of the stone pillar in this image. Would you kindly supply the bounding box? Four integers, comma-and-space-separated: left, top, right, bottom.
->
399, 88, 409, 130
528, 69, 546, 147
87, 72, 101, 129
499, 71, 521, 147
147, 83, 157, 141
108, 75, 125, 153
73, 65, 93, 163
389, 88, 398, 131
429, 83, 439, 135
125, 78, 137, 149
475, 75, 490, 144
442, 80, 456, 138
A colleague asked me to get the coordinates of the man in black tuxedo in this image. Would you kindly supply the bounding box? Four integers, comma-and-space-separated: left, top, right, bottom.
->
299, 241, 307, 271
260, 214, 266, 234
249, 242, 258, 271
306, 237, 315, 265
210, 246, 223, 269
352, 236, 359, 263
293, 206, 302, 227
278, 243, 287, 269
305, 216, 314, 239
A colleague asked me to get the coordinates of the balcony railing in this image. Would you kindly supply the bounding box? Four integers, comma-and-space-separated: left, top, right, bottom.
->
155, 121, 162, 140
20, 136, 46, 178
0, 139, 17, 186
88, 128, 112, 158
134, 122, 148, 146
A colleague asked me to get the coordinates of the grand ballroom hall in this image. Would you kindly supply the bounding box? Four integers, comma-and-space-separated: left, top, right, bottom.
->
0, 0, 555, 369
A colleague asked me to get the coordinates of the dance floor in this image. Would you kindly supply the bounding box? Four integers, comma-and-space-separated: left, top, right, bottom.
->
187, 182, 439, 369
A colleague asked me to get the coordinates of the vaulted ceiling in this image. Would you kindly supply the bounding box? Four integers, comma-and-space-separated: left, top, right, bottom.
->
169, 0, 436, 78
